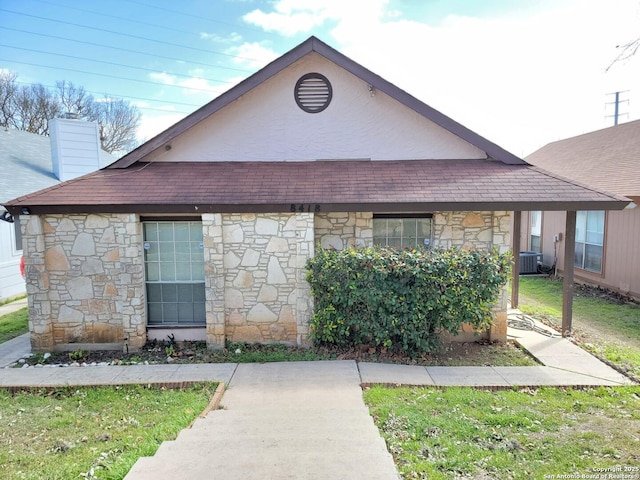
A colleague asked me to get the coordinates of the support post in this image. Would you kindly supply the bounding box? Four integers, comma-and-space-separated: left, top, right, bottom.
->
511, 211, 521, 308
562, 211, 577, 337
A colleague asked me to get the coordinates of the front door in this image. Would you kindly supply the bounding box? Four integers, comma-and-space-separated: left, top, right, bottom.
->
143, 220, 205, 327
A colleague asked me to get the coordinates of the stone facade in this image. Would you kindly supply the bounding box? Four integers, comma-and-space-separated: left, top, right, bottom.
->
23, 214, 145, 351
22, 210, 511, 351
315, 212, 373, 250
432, 211, 511, 253
206, 213, 314, 348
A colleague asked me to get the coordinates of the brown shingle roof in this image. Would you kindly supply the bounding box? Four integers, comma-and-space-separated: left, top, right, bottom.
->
526, 119, 640, 199
3, 160, 628, 215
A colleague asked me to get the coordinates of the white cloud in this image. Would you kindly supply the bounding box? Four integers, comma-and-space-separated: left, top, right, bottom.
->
344, 1, 640, 155
149, 72, 177, 86
243, 0, 388, 36
200, 32, 243, 43
148, 72, 225, 97
244, 0, 640, 155
227, 42, 280, 69
137, 112, 188, 144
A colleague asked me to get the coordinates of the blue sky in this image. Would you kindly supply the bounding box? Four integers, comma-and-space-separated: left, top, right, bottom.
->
1, 0, 639, 156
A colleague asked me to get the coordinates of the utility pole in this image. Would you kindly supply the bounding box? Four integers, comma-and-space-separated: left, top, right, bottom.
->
606, 91, 629, 125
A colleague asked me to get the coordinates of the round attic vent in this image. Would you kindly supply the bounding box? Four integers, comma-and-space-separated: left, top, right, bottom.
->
294, 73, 332, 113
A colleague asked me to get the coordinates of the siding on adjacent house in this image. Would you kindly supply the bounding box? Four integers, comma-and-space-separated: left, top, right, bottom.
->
0, 221, 24, 300
520, 209, 640, 298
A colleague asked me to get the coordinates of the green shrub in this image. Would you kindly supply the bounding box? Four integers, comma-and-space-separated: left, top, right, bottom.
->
306, 246, 511, 356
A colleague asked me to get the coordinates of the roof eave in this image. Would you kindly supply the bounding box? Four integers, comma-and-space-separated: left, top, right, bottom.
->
5, 199, 629, 217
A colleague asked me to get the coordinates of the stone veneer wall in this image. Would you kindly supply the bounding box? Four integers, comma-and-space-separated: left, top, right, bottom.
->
315, 212, 373, 250
432, 211, 511, 253
23, 214, 145, 351
22, 210, 510, 351
205, 213, 315, 348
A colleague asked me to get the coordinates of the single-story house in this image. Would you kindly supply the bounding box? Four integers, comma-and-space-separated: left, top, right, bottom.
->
520, 120, 640, 298
3, 37, 629, 352
0, 121, 113, 302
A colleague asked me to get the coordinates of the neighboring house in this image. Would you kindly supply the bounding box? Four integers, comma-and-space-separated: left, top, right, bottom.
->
520, 120, 640, 298
0, 120, 114, 302
3, 37, 629, 352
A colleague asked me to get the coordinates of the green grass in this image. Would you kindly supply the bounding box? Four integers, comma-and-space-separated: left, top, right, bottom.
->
0, 383, 216, 480
197, 341, 333, 363
0, 307, 28, 343
517, 277, 640, 377
365, 385, 640, 479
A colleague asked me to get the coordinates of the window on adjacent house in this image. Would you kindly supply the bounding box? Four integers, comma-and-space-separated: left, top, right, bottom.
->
373, 214, 433, 248
12, 215, 22, 252
143, 220, 205, 326
575, 210, 604, 273
530, 211, 542, 253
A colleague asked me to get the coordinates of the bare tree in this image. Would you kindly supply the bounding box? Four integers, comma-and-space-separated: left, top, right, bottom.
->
88, 97, 141, 154
0, 71, 18, 128
607, 37, 640, 71
11, 84, 60, 135
56, 80, 93, 117
0, 72, 141, 154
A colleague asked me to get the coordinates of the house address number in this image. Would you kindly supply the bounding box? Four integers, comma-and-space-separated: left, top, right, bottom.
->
290, 204, 321, 213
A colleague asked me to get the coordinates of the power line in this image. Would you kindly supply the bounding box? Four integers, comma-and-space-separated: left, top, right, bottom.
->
123, 0, 267, 33
0, 26, 253, 74
1, 58, 233, 96
27, 0, 253, 40
0, 7, 260, 62
1, 44, 237, 86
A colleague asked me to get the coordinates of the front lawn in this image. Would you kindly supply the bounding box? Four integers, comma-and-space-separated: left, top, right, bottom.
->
517, 277, 640, 378
365, 385, 640, 479
0, 383, 215, 479
0, 307, 28, 343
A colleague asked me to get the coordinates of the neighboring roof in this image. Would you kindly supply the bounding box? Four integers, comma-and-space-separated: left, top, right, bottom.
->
0, 127, 115, 205
526, 119, 640, 200
110, 36, 525, 169
3, 159, 629, 216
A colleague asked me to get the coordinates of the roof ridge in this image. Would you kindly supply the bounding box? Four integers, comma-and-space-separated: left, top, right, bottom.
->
109, 36, 525, 169
535, 118, 640, 149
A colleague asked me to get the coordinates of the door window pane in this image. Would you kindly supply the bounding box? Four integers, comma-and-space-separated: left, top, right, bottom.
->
144, 221, 205, 326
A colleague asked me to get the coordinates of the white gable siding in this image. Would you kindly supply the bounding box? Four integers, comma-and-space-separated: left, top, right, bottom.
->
148, 53, 486, 163
50, 118, 102, 181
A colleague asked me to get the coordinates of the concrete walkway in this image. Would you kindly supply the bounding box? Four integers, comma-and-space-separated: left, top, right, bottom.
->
0, 297, 29, 368
125, 361, 399, 480
0, 299, 635, 479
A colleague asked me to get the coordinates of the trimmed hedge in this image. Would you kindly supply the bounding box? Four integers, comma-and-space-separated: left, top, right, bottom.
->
306, 246, 511, 356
